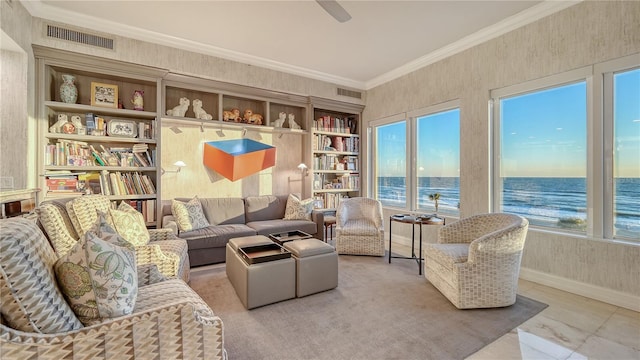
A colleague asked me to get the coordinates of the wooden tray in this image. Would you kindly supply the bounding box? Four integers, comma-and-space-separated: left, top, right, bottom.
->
268, 230, 312, 245
239, 243, 291, 265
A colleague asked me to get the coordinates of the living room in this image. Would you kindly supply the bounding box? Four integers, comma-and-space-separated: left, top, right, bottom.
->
1, 1, 638, 359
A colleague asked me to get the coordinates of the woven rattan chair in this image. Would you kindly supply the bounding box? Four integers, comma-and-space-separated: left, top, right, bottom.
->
424, 213, 529, 309
0, 217, 225, 359
335, 197, 385, 256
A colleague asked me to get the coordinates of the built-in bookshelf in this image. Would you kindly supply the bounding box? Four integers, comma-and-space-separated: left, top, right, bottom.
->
310, 100, 363, 210
35, 46, 165, 226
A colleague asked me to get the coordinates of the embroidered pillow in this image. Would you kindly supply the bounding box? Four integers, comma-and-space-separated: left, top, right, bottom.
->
109, 202, 150, 247
171, 197, 210, 232
283, 194, 314, 220
54, 231, 137, 326
36, 203, 78, 257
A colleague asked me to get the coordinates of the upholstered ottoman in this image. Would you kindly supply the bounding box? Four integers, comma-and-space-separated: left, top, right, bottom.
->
226, 235, 295, 309
283, 239, 338, 297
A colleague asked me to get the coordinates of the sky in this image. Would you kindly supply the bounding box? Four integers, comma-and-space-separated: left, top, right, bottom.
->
375, 68, 639, 179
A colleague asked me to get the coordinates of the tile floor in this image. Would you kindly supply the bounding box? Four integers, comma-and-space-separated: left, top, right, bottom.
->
386, 241, 640, 360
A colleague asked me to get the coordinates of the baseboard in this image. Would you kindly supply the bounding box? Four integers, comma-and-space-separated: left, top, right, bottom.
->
519, 267, 640, 312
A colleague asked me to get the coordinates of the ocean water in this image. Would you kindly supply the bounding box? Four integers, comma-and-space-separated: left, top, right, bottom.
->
376, 177, 639, 238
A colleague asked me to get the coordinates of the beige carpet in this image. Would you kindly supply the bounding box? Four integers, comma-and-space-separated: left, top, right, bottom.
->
189, 253, 547, 360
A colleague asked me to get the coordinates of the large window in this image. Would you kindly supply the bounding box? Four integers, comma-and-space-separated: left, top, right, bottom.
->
612, 68, 640, 239
493, 71, 588, 232
415, 109, 460, 215
371, 102, 460, 216
373, 120, 407, 208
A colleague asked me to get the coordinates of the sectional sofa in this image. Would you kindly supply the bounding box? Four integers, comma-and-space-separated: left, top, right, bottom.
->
161, 194, 324, 267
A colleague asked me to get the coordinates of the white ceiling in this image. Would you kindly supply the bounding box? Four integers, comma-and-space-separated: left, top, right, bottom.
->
23, 0, 579, 90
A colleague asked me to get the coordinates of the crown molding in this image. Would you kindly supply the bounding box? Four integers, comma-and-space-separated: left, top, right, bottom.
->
23, 0, 581, 92
22, 0, 366, 90
364, 0, 582, 90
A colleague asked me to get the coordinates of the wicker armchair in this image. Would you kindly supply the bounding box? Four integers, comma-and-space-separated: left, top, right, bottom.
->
0, 217, 225, 360
423, 213, 529, 309
36, 196, 189, 282
335, 197, 385, 256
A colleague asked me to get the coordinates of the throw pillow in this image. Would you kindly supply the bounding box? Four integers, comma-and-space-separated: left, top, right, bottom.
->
171, 197, 210, 232
109, 202, 150, 247
283, 194, 314, 220
65, 195, 113, 237
54, 231, 138, 326
87, 212, 136, 251
36, 203, 78, 257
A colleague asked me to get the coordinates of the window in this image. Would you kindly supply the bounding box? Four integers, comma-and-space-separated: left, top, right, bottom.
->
493, 69, 588, 232
611, 67, 640, 239
371, 101, 460, 214
415, 108, 460, 216
373, 119, 407, 208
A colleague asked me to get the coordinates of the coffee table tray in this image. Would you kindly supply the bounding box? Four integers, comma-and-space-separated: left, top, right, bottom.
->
268, 230, 312, 245
239, 243, 291, 265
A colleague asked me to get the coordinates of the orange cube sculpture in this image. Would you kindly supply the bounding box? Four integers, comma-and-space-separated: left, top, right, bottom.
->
203, 139, 276, 181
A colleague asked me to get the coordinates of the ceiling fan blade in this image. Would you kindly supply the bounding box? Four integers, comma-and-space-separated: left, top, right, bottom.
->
316, 0, 352, 23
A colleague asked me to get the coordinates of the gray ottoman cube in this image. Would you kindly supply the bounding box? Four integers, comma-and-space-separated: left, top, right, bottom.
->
283, 239, 338, 297
226, 235, 295, 309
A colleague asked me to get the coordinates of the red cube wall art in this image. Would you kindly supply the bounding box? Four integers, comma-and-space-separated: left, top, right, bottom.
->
203, 139, 276, 181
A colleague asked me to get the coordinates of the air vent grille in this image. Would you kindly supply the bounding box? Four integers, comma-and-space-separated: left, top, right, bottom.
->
47, 25, 114, 50
337, 88, 362, 99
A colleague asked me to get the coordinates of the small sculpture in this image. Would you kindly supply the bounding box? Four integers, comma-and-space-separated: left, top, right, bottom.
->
166, 97, 190, 117
288, 113, 301, 129
50, 114, 69, 133
272, 112, 286, 127
192, 99, 213, 120
131, 90, 144, 111
223, 108, 242, 122
70, 115, 85, 134
243, 109, 263, 125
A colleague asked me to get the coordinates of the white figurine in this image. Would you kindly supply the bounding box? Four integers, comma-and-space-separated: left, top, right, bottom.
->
50, 114, 68, 133
192, 99, 213, 120
273, 112, 286, 127
288, 113, 301, 129
70, 115, 85, 134
166, 97, 190, 117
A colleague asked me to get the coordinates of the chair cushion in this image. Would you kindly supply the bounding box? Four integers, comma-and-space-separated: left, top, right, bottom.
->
340, 219, 380, 236
66, 195, 113, 237
36, 202, 78, 257
424, 243, 469, 271
0, 218, 83, 334
55, 231, 138, 326
110, 202, 150, 246
172, 197, 210, 232
283, 194, 314, 220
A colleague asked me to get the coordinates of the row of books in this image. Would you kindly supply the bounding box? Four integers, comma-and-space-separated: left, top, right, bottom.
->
313, 115, 358, 134
312, 134, 359, 152
313, 194, 350, 210
44, 171, 156, 197
44, 140, 155, 167
312, 174, 359, 190
122, 199, 157, 223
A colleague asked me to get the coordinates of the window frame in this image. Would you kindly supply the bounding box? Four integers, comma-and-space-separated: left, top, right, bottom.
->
595, 54, 640, 241
490, 66, 592, 235
369, 100, 461, 215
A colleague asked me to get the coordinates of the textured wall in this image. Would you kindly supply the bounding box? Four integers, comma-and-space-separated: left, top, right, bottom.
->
364, 1, 640, 295
160, 124, 304, 200
1, 0, 35, 190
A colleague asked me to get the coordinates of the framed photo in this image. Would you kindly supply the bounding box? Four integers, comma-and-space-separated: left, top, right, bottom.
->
90, 82, 118, 108
107, 119, 138, 138
346, 162, 356, 171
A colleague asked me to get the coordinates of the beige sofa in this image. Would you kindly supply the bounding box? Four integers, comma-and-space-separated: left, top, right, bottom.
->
0, 217, 225, 360
162, 195, 324, 267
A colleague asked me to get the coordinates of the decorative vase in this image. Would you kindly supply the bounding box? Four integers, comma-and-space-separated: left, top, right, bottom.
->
59, 74, 78, 104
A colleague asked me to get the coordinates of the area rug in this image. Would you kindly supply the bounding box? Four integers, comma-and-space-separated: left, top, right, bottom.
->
189, 253, 547, 360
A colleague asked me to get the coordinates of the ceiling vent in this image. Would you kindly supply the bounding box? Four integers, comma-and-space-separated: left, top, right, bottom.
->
47, 25, 114, 50
337, 87, 362, 99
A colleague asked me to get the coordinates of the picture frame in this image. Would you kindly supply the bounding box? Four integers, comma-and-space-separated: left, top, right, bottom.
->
107, 119, 138, 138
90, 82, 118, 108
